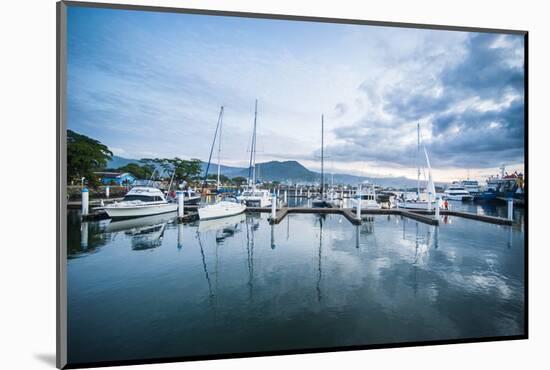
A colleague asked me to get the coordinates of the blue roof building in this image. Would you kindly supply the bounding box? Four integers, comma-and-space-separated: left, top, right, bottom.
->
94, 172, 136, 185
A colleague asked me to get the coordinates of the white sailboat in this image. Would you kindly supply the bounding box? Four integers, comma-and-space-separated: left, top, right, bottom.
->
199, 106, 246, 220
396, 123, 441, 210
312, 114, 328, 208
238, 99, 272, 208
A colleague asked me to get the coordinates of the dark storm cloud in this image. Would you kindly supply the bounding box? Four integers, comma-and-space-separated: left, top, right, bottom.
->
330, 33, 525, 169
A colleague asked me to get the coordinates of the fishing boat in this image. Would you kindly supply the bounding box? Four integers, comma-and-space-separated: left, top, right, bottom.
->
237, 100, 273, 208
199, 106, 247, 220
102, 186, 178, 219
396, 123, 441, 210
312, 114, 328, 208
351, 184, 382, 210
444, 185, 473, 201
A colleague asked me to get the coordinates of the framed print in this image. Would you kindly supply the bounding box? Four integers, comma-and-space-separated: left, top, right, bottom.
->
57, 1, 527, 368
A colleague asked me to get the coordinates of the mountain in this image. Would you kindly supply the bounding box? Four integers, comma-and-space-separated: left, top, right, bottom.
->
107, 155, 140, 169
107, 156, 426, 188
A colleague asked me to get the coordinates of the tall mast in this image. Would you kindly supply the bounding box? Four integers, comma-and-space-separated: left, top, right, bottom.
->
321, 114, 324, 198
217, 106, 224, 190
248, 99, 258, 189
417, 123, 420, 197
201, 106, 224, 192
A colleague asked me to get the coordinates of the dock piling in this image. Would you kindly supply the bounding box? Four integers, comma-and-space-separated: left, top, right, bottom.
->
178, 191, 185, 218
356, 187, 361, 220
81, 188, 89, 216
435, 202, 440, 221
105, 186, 110, 198
271, 194, 277, 220
284, 190, 287, 204
507, 198, 513, 221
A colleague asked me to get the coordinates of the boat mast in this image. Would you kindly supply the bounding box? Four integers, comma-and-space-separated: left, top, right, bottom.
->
248, 99, 258, 190
217, 106, 224, 190
321, 114, 324, 198
201, 106, 224, 192
417, 123, 420, 198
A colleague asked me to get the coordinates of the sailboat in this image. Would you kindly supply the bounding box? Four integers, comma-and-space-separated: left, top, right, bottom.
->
396, 123, 441, 210
237, 99, 272, 207
312, 114, 328, 208
199, 106, 247, 220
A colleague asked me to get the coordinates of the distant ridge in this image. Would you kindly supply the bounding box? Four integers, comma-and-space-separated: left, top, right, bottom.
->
107, 155, 421, 188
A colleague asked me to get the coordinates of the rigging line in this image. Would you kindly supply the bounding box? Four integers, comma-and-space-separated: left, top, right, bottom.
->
202, 106, 224, 192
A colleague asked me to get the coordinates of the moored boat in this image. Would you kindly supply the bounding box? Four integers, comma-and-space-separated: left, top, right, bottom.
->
444, 185, 474, 201
198, 195, 246, 220
102, 186, 178, 219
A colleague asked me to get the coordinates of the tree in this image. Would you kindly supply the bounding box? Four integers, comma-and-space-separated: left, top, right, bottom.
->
67, 130, 112, 184
116, 162, 155, 180
231, 176, 247, 185
208, 173, 230, 184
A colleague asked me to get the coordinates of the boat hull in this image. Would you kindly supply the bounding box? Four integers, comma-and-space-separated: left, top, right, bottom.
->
104, 203, 178, 219
198, 202, 247, 220
444, 194, 473, 201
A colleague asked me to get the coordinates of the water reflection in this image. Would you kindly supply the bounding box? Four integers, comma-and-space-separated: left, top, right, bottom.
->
67, 209, 525, 364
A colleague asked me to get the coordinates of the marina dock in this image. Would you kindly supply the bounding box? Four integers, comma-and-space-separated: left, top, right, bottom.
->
80, 204, 512, 226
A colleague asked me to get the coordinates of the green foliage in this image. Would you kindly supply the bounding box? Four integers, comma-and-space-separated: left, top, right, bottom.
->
116, 162, 155, 179
67, 130, 113, 184
141, 157, 203, 183
207, 173, 230, 184
231, 176, 247, 185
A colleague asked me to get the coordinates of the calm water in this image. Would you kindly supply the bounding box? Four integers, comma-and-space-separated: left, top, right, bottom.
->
67, 204, 525, 364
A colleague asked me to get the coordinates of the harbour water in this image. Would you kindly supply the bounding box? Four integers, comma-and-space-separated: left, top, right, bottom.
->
67, 204, 525, 364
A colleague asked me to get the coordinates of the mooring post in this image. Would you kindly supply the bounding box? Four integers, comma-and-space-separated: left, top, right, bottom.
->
507, 198, 513, 221
271, 194, 277, 219
284, 190, 287, 204
277, 187, 280, 197
307, 188, 310, 198
81, 187, 89, 216
356, 187, 362, 220
300, 187, 303, 196
178, 191, 184, 218
435, 199, 440, 221
105, 186, 110, 198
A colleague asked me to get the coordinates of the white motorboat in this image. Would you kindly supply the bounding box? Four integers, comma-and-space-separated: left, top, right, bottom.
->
396, 123, 442, 211
102, 186, 178, 219
351, 185, 382, 210
238, 188, 272, 207
198, 196, 246, 220
444, 186, 473, 201
459, 180, 480, 194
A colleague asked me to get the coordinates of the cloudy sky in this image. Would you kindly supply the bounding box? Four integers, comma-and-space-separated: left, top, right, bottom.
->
67, 6, 525, 182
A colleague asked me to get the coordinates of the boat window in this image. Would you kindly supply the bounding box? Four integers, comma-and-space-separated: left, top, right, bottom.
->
123, 195, 159, 202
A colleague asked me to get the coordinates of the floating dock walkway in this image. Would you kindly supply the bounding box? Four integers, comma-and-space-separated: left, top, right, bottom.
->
80, 204, 512, 226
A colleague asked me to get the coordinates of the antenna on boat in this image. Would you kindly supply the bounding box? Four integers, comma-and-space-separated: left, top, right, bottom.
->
202, 106, 224, 193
